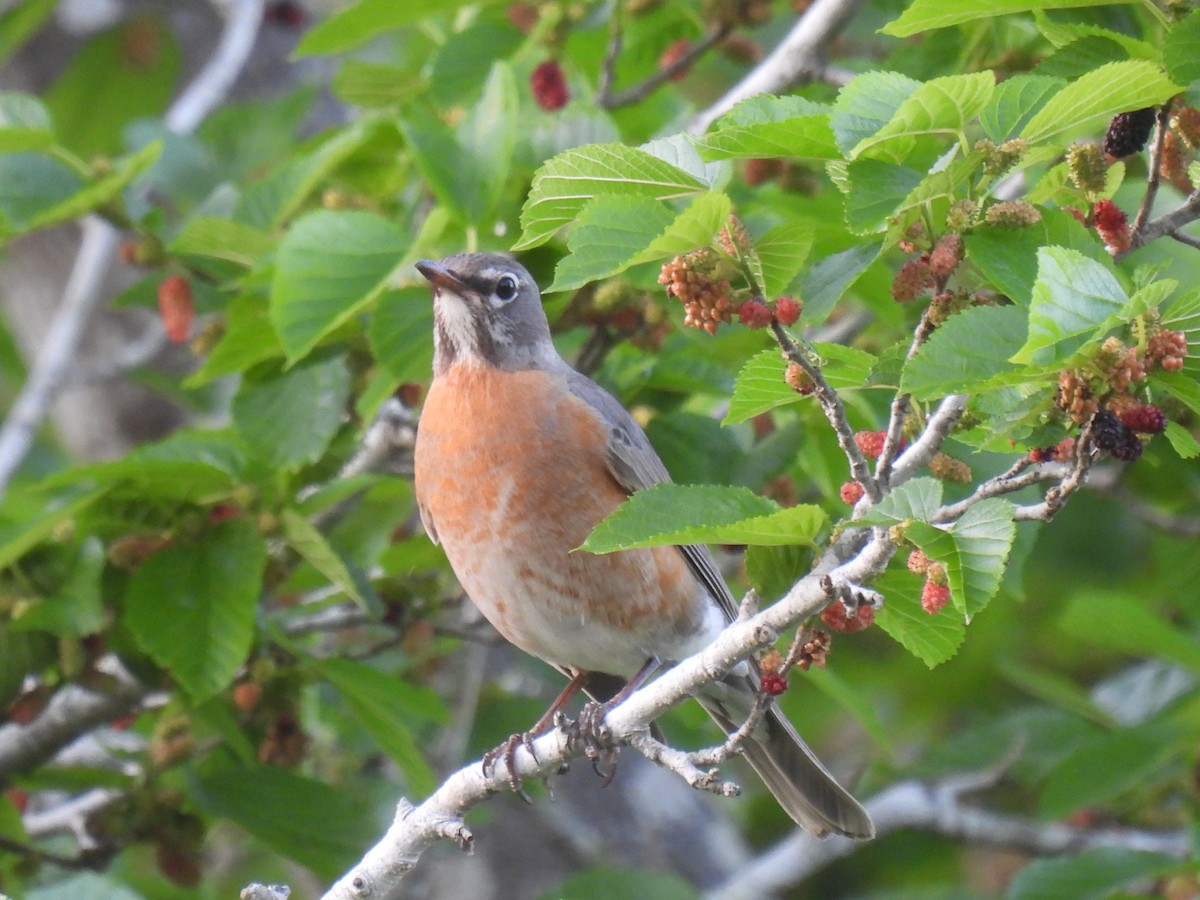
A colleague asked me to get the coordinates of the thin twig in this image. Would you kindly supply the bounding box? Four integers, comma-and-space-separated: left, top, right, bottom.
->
769, 321, 880, 501
1131, 105, 1170, 235
598, 24, 733, 109
1124, 188, 1200, 255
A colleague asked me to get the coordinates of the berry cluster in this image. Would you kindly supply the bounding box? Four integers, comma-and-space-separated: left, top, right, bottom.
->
792, 629, 830, 671
1055, 370, 1099, 424
1145, 328, 1187, 372
1067, 142, 1108, 194
1028, 437, 1076, 464
928, 452, 971, 484
658, 249, 733, 334
983, 200, 1042, 228
907, 550, 950, 615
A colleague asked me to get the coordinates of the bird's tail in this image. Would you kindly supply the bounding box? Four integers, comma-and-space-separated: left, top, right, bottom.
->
695, 676, 874, 839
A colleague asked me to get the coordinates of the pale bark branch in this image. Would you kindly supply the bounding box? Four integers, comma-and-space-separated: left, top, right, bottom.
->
689, 0, 866, 134
312, 532, 895, 900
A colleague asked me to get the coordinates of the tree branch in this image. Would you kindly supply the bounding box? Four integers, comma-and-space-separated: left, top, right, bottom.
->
688, 0, 866, 134
597, 22, 733, 109
0, 0, 264, 499
704, 775, 1191, 899
0, 659, 147, 780
311, 532, 895, 900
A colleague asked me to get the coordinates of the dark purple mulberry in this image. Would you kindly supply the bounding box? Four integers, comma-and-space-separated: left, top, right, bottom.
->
1103, 108, 1157, 158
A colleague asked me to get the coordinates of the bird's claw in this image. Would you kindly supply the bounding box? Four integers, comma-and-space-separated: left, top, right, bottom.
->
482, 731, 539, 798
569, 701, 620, 786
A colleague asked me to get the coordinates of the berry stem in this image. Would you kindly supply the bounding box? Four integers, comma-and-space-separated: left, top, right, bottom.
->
768, 320, 882, 503
1130, 104, 1171, 236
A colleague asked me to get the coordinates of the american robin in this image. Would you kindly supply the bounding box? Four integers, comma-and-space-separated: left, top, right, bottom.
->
412, 252, 873, 839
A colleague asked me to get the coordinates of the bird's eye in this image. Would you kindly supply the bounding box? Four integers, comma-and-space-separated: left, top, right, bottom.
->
496, 275, 518, 302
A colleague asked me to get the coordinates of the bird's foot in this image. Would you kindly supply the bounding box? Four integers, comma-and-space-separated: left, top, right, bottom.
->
568, 701, 620, 787
482, 731, 540, 801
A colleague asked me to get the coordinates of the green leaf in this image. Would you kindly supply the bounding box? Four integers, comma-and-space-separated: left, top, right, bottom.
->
1164, 10, 1200, 87
724, 343, 877, 424
874, 567, 965, 668
1038, 725, 1178, 819
582, 484, 827, 552
1019, 61, 1180, 147
1008, 849, 1184, 900
270, 209, 408, 362
908, 499, 1016, 619
801, 242, 882, 324
901, 305, 1027, 399
836, 159, 925, 234
1059, 592, 1200, 676
0, 630, 55, 710
44, 20, 180, 158
0, 0, 57, 66
694, 95, 839, 160
966, 209, 1102, 305
191, 766, 378, 879
755, 222, 814, 297
514, 143, 708, 250
124, 518, 266, 700
858, 477, 944, 525
549, 192, 732, 293
457, 61, 519, 224
185, 294, 283, 387
804, 666, 891, 751
995, 659, 1117, 728
0, 486, 106, 571
369, 286, 435, 383
852, 72, 995, 159
231, 354, 352, 470
25, 140, 162, 233
281, 509, 370, 610
1155, 370, 1200, 419
744, 543, 810, 603
882, 0, 1141, 38
979, 75, 1067, 142
830, 71, 923, 155
1164, 421, 1200, 459
318, 658, 444, 795
331, 61, 425, 109
11, 539, 106, 638
1012, 247, 1129, 365
169, 216, 274, 268
0, 92, 52, 152
1033, 14, 1160, 60
295, 0, 506, 55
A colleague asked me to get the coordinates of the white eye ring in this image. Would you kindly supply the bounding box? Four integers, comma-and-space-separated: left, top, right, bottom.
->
496, 274, 518, 302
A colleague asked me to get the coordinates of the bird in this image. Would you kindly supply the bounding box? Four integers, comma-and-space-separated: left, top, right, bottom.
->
412, 252, 874, 839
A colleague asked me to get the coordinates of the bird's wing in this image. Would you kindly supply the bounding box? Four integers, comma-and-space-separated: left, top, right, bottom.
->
566, 371, 739, 622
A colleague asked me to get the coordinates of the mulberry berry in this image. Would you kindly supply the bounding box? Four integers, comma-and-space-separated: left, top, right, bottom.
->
785, 361, 814, 394
821, 600, 875, 633
921, 581, 951, 615
774, 296, 801, 326
531, 60, 569, 111
1089, 409, 1126, 453
1093, 199, 1132, 255
737, 299, 773, 328
1067, 143, 1108, 193
854, 430, 886, 459
1103, 108, 1157, 158
839, 481, 864, 504
891, 259, 935, 302
1145, 329, 1187, 372
1119, 403, 1167, 435
928, 452, 971, 484
158, 275, 194, 344
928, 234, 964, 278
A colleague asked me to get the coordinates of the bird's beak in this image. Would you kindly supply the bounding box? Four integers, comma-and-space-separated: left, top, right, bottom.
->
416, 259, 472, 297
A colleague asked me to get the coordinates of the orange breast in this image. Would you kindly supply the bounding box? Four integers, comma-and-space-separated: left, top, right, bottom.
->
414, 363, 707, 677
